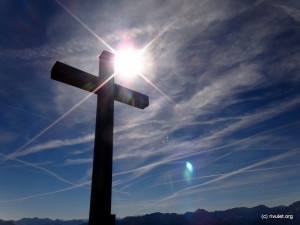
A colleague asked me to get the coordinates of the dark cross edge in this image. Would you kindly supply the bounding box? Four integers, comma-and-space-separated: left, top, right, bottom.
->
51, 51, 149, 225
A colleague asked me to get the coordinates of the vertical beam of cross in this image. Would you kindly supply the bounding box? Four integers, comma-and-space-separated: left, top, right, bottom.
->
89, 51, 115, 225
51, 51, 149, 225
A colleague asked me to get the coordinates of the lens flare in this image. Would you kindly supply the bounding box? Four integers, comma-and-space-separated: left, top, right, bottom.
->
184, 161, 193, 180
186, 162, 193, 173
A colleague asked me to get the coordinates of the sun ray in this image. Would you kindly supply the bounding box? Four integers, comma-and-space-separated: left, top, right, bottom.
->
1, 0, 120, 164
55, 0, 177, 105
138, 72, 176, 104
141, 20, 176, 52
55, 0, 116, 54
1, 73, 117, 164
3, 1, 177, 165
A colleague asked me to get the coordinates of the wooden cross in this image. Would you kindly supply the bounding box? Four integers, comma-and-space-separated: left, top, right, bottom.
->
51, 51, 149, 225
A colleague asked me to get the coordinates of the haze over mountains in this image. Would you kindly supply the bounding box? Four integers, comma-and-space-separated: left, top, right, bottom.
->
0, 219, 86, 225
1, 201, 298, 225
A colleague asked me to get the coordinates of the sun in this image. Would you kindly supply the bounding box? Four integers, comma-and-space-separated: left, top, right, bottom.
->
114, 48, 144, 78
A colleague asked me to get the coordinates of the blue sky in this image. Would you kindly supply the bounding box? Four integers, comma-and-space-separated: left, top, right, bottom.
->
1, 0, 300, 220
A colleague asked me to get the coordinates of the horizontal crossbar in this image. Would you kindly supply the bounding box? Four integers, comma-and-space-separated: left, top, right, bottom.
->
51, 61, 149, 109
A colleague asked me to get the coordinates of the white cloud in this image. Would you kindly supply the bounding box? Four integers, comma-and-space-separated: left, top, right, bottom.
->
272, 3, 300, 23
10, 134, 94, 158
64, 157, 93, 165
0, 181, 90, 203
135, 150, 298, 212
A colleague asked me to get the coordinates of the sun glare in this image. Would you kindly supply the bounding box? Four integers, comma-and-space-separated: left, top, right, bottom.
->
114, 48, 143, 78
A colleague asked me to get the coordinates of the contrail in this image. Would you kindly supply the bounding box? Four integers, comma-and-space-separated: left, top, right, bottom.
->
56, 0, 177, 106
54, 0, 116, 54
185, 150, 297, 191
0, 181, 90, 203
112, 118, 300, 187
155, 163, 300, 187
0, 102, 83, 135
134, 150, 298, 213
1, 73, 116, 164
0, 153, 75, 186
56, 0, 176, 105
112, 120, 300, 193
10, 134, 94, 158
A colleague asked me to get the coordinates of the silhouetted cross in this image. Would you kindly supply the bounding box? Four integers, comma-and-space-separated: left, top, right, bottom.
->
51, 51, 149, 225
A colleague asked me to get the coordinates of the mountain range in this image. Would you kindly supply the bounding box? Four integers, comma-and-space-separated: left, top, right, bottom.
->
1, 201, 299, 225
